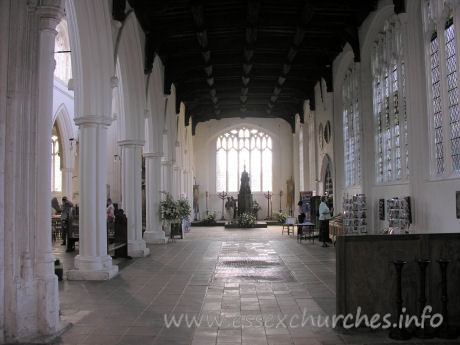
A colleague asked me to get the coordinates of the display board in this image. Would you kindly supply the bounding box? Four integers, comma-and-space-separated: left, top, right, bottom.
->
299, 191, 313, 221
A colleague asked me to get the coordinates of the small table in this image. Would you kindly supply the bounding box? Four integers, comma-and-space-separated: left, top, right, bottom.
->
296, 222, 315, 243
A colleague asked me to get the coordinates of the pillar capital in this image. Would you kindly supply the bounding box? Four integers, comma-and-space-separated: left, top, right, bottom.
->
144, 152, 163, 158
74, 116, 112, 127
118, 139, 145, 147
38, 0, 64, 32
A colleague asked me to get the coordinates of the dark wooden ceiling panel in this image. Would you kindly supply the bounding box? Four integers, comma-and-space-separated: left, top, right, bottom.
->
126, 0, 379, 132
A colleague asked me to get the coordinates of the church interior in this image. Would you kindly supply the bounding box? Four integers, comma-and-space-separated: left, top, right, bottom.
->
1, 0, 460, 344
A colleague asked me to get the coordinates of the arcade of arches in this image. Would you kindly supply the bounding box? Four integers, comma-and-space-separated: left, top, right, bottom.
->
1, 0, 460, 343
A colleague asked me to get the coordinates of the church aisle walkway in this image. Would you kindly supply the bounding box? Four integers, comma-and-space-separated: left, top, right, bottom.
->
54, 227, 454, 345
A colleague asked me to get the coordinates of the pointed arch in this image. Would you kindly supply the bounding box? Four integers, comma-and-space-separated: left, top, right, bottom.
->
53, 103, 76, 168
320, 154, 334, 198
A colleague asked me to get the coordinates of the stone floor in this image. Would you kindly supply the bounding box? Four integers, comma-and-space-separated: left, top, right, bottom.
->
50, 226, 459, 345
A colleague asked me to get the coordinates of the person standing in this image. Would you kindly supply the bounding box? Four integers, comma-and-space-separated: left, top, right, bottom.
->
107, 198, 115, 219
51, 197, 61, 215
107, 198, 115, 234
318, 196, 331, 247
60, 196, 73, 246
297, 200, 306, 234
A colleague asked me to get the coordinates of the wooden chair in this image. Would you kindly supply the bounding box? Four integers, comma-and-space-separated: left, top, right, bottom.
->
282, 217, 296, 235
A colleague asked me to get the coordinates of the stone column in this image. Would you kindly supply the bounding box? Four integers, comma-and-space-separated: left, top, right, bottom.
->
161, 159, 172, 195
68, 117, 118, 280
119, 140, 149, 256
174, 166, 181, 198
183, 170, 188, 198
144, 152, 166, 243
36, 0, 63, 333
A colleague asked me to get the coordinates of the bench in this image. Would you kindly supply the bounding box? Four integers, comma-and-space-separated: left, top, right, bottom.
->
64, 209, 128, 258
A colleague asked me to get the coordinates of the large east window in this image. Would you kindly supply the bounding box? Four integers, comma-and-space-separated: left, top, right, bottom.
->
343, 63, 361, 187
216, 128, 272, 192
372, 18, 409, 183
424, 1, 460, 176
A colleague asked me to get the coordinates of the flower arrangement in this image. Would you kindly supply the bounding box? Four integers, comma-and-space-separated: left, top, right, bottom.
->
201, 212, 217, 225
177, 198, 191, 220
238, 212, 257, 228
160, 192, 191, 222
273, 212, 288, 224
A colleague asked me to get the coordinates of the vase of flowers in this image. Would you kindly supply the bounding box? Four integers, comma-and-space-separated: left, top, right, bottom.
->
238, 212, 257, 228
160, 193, 192, 239
160, 192, 179, 237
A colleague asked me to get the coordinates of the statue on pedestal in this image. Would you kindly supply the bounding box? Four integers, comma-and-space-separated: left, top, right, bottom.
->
238, 168, 253, 216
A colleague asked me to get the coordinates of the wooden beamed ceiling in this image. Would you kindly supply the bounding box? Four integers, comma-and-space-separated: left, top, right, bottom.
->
121, 0, 382, 133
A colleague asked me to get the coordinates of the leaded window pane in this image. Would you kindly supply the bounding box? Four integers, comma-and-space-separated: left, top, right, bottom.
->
216, 148, 226, 192
343, 65, 360, 187
431, 33, 445, 174
372, 19, 409, 183
216, 128, 272, 192
228, 149, 238, 192
445, 21, 460, 172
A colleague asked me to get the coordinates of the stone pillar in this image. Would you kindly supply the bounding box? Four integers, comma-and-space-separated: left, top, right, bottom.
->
144, 153, 166, 243
183, 170, 188, 198
68, 117, 118, 280
174, 166, 181, 198
62, 167, 73, 201
161, 159, 172, 195
119, 140, 150, 256
36, 0, 63, 333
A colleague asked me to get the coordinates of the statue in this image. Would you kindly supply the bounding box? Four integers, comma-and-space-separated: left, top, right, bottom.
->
193, 184, 199, 220
237, 168, 253, 216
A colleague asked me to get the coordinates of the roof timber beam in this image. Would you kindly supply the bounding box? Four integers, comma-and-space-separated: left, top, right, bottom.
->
240, 0, 260, 113
190, 111, 297, 135
190, 1, 221, 117
266, 1, 314, 115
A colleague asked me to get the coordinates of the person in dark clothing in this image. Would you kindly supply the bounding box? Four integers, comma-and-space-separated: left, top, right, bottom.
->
60, 196, 73, 247
318, 196, 331, 247
297, 200, 305, 233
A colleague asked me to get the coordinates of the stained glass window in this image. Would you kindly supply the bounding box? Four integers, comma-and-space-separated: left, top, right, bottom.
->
325, 164, 333, 198
372, 18, 409, 183
216, 128, 272, 192
343, 64, 360, 187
